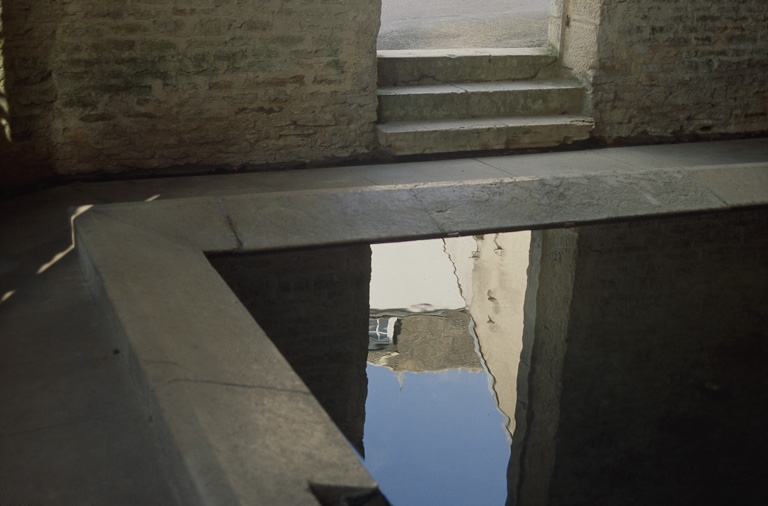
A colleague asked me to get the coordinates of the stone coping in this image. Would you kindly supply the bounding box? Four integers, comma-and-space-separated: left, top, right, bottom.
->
74, 159, 768, 505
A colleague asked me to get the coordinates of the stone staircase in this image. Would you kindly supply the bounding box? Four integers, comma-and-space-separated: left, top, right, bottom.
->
376, 48, 594, 156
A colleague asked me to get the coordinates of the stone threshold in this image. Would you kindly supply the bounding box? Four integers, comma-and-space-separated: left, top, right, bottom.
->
74, 155, 768, 505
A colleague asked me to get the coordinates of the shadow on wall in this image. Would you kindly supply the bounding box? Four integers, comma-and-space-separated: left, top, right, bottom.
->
0, 0, 60, 197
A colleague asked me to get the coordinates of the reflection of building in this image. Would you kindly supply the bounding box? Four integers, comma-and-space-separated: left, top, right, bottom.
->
370, 233, 531, 441
369, 316, 397, 351
457, 232, 530, 441
368, 311, 482, 373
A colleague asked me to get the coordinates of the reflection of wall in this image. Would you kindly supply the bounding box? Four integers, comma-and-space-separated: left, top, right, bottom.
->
370, 238, 468, 312
368, 311, 481, 373
464, 232, 530, 440
549, 210, 768, 506
513, 209, 768, 506
508, 228, 578, 506
209, 245, 371, 455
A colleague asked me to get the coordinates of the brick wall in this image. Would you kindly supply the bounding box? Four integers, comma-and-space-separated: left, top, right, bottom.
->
562, 0, 768, 141
1, 0, 380, 180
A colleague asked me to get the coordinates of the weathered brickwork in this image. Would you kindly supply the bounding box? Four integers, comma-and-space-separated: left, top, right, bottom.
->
2, 0, 380, 177
562, 0, 768, 140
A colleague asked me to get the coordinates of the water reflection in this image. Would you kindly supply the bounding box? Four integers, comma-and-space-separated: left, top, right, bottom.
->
209, 208, 768, 506
366, 235, 527, 504
364, 364, 509, 506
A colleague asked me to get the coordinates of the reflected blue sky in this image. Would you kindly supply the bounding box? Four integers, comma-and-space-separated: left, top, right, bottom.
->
364, 364, 510, 506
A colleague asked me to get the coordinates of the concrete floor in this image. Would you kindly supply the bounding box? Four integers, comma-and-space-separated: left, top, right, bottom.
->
1, 139, 767, 504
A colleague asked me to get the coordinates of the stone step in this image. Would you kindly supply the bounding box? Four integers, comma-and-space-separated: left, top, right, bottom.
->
377, 48, 560, 87
376, 115, 594, 156
378, 80, 586, 123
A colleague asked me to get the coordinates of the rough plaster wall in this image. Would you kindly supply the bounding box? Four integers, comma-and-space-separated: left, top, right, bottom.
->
2, 0, 380, 178
563, 0, 768, 140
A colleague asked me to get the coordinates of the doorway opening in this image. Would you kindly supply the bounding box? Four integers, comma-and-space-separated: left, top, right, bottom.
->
378, 0, 554, 50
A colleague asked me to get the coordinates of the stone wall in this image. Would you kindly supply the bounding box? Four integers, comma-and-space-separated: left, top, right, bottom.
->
1, 0, 63, 193
209, 245, 372, 456
2, 0, 767, 193
1, 0, 380, 183
561, 0, 768, 141
514, 210, 768, 505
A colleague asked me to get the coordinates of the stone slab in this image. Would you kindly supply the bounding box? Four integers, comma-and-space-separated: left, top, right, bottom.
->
409, 170, 728, 235
478, 149, 641, 176
154, 381, 375, 506
90, 197, 240, 253
377, 48, 559, 86
378, 80, 585, 122
690, 163, 768, 207
596, 140, 768, 169
377, 115, 594, 156
75, 211, 379, 506
353, 158, 510, 185
221, 187, 444, 250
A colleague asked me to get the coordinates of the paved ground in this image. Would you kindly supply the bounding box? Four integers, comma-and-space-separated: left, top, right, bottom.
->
378, 0, 550, 49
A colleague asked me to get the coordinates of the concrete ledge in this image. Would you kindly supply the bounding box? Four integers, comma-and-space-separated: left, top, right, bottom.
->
74, 153, 768, 505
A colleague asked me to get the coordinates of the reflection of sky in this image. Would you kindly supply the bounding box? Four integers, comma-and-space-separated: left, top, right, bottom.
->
364, 364, 510, 506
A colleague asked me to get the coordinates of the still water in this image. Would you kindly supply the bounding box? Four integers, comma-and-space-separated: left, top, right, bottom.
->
364, 365, 509, 506
210, 208, 768, 506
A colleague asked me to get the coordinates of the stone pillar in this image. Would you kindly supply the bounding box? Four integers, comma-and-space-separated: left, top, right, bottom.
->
209, 244, 372, 456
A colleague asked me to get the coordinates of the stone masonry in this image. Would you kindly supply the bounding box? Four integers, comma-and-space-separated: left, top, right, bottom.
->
1, 0, 767, 193
2, 0, 381, 179
560, 0, 768, 141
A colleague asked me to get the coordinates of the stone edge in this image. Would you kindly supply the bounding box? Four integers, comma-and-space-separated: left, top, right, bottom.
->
73, 161, 768, 505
